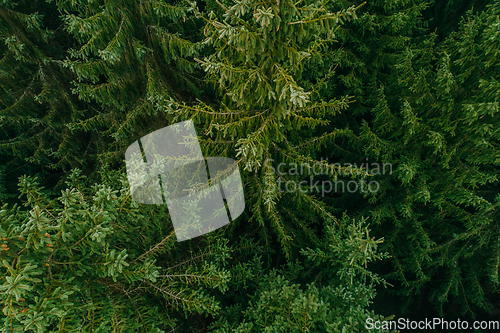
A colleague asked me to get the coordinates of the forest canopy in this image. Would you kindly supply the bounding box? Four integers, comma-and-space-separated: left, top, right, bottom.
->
0, 0, 499, 332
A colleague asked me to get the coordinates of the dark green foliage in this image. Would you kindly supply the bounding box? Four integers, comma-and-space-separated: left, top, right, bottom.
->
330, 1, 500, 317
209, 215, 391, 332
57, 0, 208, 164
1, 0, 500, 331
0, 0, 208, 194
0, 0, 90, 195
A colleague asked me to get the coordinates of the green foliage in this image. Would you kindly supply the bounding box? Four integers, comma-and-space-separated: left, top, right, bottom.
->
0, 172, 232, 331
57, 0, 206, 155
209, 216, 392, 333
0, 0, 207, 194
163, 0, 370, 259
0, 170, 391, 332
2, 0, 500, 330
0, 0, 92, 196
331, 1, 500, 316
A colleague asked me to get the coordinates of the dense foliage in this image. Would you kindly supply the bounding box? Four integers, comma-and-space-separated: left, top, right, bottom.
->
0, 0, 499, 331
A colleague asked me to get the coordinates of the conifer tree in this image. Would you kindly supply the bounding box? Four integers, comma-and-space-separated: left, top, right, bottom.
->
330, 1, 500, 316
58, 0, 207, 164
0, 170, 392, 332
1, 0, 397, 331
166, 0, 369, 258
0, 0, 207, 195
0, 0, 90, 196
209, 215, 392, 333
4, 0, 499, 329
0, 170, 232, 331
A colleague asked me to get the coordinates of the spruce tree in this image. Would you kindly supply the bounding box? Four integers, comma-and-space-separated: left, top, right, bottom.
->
330, 1, 500, 317
3, 0, 499, 330
0, 0, 208, 195
167, 0, 369, 258
58, 0, 207, 165
1, 171, 232, 331
0, 0, 90, 197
